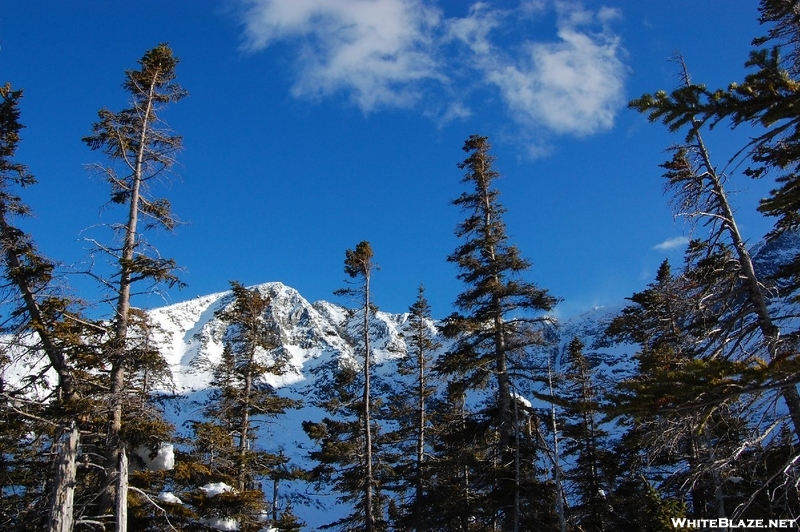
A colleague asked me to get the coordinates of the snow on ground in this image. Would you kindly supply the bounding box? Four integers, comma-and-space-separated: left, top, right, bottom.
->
200, 517, 240, 531
147, 282, 632, 530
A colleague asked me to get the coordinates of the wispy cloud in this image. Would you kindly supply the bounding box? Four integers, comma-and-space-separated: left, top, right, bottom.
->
237, 0, 627, 135
653, 236, 689, 251
443, 2, 504, 56
481, 3, 626, 136
239, 0, 442, 110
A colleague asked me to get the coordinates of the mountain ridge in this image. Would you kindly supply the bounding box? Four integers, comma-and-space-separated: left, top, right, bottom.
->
144, 280, 625, 529
147, 281, 435, 529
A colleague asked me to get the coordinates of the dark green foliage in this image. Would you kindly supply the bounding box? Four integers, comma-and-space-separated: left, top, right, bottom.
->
178, 282, 302, 531
605, 260, 700, 415
343, 241, 376, 281
61, 43, 190, 528
607, 478, 688, 532
0, 395, 54, 531
386, 285, 441, 531
606, 262, 729, 515
558, 337, 613, 531
420, 384, 485, 531
627, 12, 800, 299
82, 42, 186, 295
0, 84, 85, 405
628, 46, 800, 241
8, 5, 800, 526
753, 0, 800, 74
441, 135, 558, 389
0, 83, 109, 530
83, 43, 186, 183
303, 365, 384, 531
0, 84, 35, 189
130, 283, 304, 531
626, 26, 800, 517
604, 259, 790, 523
437, 135, 558, 530
306, 241, 387, 531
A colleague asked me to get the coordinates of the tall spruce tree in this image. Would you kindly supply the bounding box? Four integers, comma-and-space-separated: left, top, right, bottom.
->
177, 282, 301, 531
0, 81, 48, 479
438, 135, 558, 531
0, 83, 70, 531
212, 283, 296, 493
605, 259, 754, 520
0, 83, 109, 531
303, 363, 372, 530
304, 241, 385, 531
630, 46, 800, 515
0, 84, 79, 405
387, 285, 441, 531
82, 43, 186, 530
559, 337, 612, 532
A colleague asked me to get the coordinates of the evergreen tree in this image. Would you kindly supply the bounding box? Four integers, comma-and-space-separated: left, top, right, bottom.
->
629, 43, 800, 442
559, 337, 612, 531
0, 83, 109, 531
175, 282, 301, 531
604, 260, 702, 413
81, 43, 186, 529
0, 84, 79, 405
303, 364, 375, 530
0, 82, 145, 532
387, 285, 441, 531
606, 478, 687, 532
605, 260, 752, 520
211, 283, 297, 493
304, 241, 386, 531
630, 44, 800, 515
438, 135, 559, 531
604, 261, 699, 509
423, 382, 491, 532
0, 83, 59, 530
632, 0, 800, 245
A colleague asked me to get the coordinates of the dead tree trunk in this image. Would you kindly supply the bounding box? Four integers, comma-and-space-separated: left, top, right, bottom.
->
48, 423, 79, 532
115, 447, 128, 532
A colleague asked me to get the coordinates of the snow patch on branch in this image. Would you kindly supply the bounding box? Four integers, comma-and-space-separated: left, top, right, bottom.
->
201, 482, 235, 497
157, 491, 183, 505
200, 517, 240, 531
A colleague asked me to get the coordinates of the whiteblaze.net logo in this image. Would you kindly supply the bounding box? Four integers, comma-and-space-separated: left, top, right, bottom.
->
671, 517, 798, 529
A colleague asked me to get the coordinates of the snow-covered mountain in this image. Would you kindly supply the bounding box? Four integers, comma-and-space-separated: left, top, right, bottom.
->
143, 281, 624, 530
9, 231, 791, 529
147, 282, 432, 529
147, 230, 800, 402
148, 282, 409, 395
3, 233, 795, 530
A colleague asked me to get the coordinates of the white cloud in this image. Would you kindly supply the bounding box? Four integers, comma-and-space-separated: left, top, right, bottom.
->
439, 101, 473, 123
443, 3, 503, 56
237, 0, 627, 134
520, 0, 548, 16
653, 236, 689, 251
239, 0, 442, 111
480, 3, 626, 136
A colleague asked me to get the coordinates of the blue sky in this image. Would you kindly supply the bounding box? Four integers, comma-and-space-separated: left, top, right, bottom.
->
0, 1, 774, 318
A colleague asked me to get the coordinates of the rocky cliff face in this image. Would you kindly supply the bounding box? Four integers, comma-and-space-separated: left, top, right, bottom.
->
145, 280, 633, 525
146, 282, 441, 528
147, 282, 414, 393
137, 232, 800, 406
